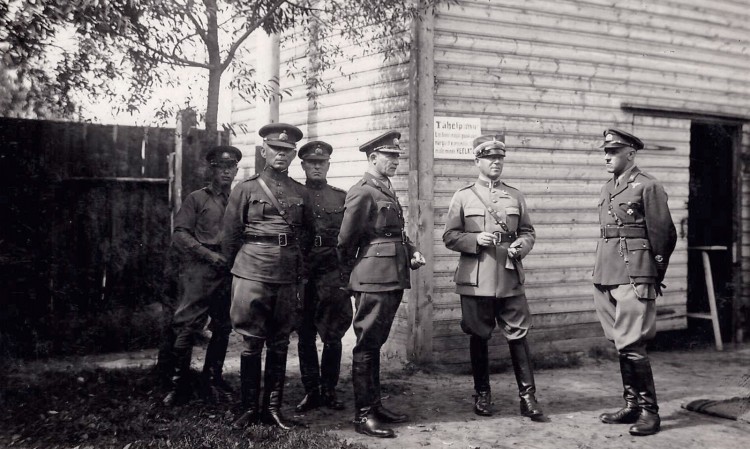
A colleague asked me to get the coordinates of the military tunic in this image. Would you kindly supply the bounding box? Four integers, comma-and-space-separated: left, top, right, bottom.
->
171, 185, 232, 349
221, 167, 315, 340
337, 171, 418, 411
443, 178, 536, 340
592, 166, 677, 350
301, 179, 353, 342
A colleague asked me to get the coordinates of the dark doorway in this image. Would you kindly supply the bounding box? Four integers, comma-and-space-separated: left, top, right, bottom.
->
687, 122, 739, 343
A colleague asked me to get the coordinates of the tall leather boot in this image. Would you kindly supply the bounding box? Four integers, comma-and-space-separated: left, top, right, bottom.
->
261, 342, 302, 430
201, 330, 233, 403
371, 351, 407, 423
470, 336, 492, 416
600, 353, 640, 424
155, 324, 177, 387
508, 337, 544, 420
163, 347, 192, 406
295, 333, 321, 413
629, 356, 660, 436
352, 352, 394, 438
234, 350, 262, 427
320, 341, 345, 410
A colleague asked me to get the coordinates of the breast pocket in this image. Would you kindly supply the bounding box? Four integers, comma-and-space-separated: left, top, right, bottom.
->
324, 206, 345, 229
463, 208, 485, 233
286, 196, 304, 224
617, 201, 643, 224
375, 200, 401, 230
505, 206, 520, 231
245, 193, 270, 221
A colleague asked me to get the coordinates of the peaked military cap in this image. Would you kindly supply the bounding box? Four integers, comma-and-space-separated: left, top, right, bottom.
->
359, 131, 402, 155
473, 134, 506, 158
299, 140, 333, 160
599, 128, 644, 151
259, 123, 303, 149
205, 145, 242, 164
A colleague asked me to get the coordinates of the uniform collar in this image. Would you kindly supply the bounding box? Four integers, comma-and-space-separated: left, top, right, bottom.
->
306, 179, 328, 190
262, 165, 289, 181
205, 183, 230, 197
476, 175, 502, 188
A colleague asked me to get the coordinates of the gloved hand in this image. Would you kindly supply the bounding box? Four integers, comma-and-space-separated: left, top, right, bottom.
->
410, 251, 426, 269
197, 246, 228, 268
655, 269, 666, 297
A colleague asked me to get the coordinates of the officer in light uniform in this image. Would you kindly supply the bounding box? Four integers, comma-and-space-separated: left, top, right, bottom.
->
443, 134, 545, 421
163, 146, 241, 406
294, 140, 353, 414
337, 131, 426, 438
221, 123, 315, 429
593, 128, 677, 436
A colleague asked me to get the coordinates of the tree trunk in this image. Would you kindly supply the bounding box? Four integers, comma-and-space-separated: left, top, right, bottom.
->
203, 0, 221, 145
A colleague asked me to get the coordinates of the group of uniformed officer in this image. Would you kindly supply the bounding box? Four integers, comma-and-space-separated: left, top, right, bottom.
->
162, 124, 674, 438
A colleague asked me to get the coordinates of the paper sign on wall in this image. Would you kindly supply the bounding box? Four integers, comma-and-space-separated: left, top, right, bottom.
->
434, 116, 482, 159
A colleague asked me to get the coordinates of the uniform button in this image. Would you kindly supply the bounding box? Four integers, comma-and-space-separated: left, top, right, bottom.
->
607, 211, 611, 215
490, 189, 495, 193
492, 199, 498, 203
605, 238, 608, 242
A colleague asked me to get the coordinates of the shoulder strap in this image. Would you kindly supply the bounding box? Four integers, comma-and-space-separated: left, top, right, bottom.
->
257, 176, 295, 228
470, 185, 509, 232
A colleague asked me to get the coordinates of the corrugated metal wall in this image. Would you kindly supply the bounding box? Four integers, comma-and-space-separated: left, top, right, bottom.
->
431, 0, 750, 363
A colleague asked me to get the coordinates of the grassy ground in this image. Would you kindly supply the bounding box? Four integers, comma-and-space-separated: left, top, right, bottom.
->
0, 367, 368, 449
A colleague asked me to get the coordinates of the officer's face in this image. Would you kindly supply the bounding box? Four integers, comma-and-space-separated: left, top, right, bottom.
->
210, 161, 239, 188
604, 146, 635, 176
475, 155, 504, 180
301, 159, 330, 182
262, 144, 297, 171
371, 151, 399, 178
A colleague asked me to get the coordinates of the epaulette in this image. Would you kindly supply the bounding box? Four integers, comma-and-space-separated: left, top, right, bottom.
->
291, 177, 305, 186
500, 181, 519, 192
242, 173, 260, 182
458, 183, 474, 191
330, 185, 347, 193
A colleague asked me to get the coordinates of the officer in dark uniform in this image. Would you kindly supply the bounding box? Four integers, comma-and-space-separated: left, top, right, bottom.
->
337, 131, 426, 438
442, 134, 544, 421
221, 123, 315, 430
163, 145, 241, 406
593, 128, 677, 436
294, 140, 353, 413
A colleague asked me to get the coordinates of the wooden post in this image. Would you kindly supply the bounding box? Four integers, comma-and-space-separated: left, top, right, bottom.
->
406, 1, 435, 364
172, 109, 195, 229
255, 31, 280, 174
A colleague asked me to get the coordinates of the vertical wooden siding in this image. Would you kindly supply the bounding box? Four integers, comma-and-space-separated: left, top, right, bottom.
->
431, 0, 750, 363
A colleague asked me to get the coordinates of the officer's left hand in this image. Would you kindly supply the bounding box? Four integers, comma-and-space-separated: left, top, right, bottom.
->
507, 242, 523, 260
410, 251, 426, 269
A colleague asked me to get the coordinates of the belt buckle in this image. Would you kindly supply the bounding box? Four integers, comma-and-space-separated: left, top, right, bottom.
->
384, 232, 392, 237
314, 235, 322, 247
278, 233, 288, 247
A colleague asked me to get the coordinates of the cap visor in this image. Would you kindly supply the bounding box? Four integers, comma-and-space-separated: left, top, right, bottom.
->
266, 141, 296, 149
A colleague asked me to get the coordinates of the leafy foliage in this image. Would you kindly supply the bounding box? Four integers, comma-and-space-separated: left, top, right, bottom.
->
1, 0, 451, 131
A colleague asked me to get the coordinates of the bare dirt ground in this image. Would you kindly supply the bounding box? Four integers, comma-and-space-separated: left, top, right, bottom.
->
7, 328, 750, 449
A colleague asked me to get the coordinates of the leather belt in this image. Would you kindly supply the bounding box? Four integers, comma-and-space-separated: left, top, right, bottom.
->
314, 235, 338, 247
492, 231, 517, 243
369, 230, 407, 245
600, 226, 647, 238
244, 233, 297, 246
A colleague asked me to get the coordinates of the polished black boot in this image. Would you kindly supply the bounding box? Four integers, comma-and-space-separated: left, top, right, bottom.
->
163, 348, 192, 407
234, 350, 262, 428
201, 331, 233, 403
470, 336, 493, 416
600, 353, 640, 424
296, 331, 322, 412
353, 407, 395, 438
320, 342, 345, 410
629, 357, 660, 436
509, 338, 544, 420
260, 343, 303, 430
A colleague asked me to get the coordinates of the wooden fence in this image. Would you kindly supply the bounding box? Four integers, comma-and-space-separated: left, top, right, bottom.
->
0, 117, 221, 351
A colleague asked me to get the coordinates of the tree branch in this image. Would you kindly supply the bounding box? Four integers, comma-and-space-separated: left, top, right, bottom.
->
182, 0, 208, 43
220, 0, 288, 72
